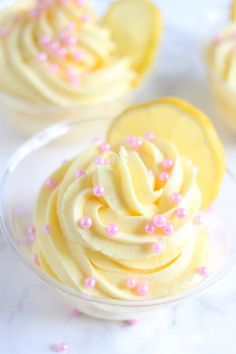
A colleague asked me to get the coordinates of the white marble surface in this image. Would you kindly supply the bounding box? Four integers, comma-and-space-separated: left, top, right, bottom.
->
0, 0, 236, 353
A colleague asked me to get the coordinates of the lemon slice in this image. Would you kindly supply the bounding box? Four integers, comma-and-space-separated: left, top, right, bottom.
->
231, 0, 236, 21
103, 0, 163, 78
107, 97, 225, 209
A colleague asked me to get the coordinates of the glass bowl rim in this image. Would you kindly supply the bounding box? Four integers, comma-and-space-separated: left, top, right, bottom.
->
0, 118, 235, 308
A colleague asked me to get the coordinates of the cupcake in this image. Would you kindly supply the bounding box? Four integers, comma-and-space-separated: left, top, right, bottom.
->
28, 98, 225, 316
205, 0, 236, 131
0, 0, 163, 134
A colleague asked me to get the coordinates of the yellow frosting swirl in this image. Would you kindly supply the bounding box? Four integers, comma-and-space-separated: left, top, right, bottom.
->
34, 138, 208, 300
0, 0, 136, 104
206, 23, 236, 91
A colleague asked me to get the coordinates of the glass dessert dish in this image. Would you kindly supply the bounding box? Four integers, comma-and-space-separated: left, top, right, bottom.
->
203, 7, 236, 132
0, 118, 235, 321
0, 0, 162, 136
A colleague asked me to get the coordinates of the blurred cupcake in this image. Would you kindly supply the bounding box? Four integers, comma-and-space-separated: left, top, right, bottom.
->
0, 0, 163, 135
205, 0, 236, 131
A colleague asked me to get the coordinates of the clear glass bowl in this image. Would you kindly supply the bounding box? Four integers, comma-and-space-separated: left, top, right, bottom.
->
0, 0, 159, 136
0, 118, 235, 321
202, 8, 236, 132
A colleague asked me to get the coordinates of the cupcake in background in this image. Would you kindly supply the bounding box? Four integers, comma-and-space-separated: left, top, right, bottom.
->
205, 0, 236, 132
0, 0, 163, 135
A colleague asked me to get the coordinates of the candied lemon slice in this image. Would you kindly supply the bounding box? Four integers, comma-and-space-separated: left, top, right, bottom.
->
103, 0, 163, 78
107, 97, 225, 209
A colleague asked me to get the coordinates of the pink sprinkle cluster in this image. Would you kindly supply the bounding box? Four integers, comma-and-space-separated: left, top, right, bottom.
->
144, 215, 174, 236
126, 136, 143, 150
126, 277, 149, 296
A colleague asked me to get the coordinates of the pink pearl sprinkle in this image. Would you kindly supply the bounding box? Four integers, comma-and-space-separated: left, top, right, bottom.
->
52, 342, 68, 353
0, 27, 9, 38
148, 169, 154, 177
68, 67, 77, 77
150, 242, 163, 254
29, 7, 41, 18
194, 214, 203, 225
144, 131, 155, 141
67, 34, 77, 45
170, 192, 182, 204
77, 0, 85, 6
94, 156, 108, 165
73, 50, 84, 61
99, 142, 111, 152
136, 283, 149, 296
159, 171, 169, 183
33, 254, 39, 266
126, 136, 143, 150
144, 222, 155, 234
69, 76, 80, 86
48, 63, 59, 74
80, 14, 91, 23
37, 52, 48, 62
75, 169, 86, 178
197, 266, 208, 277
56, 47, 68, 57
84, 276, 96, 288
127, 319, 139, 326
175, 208, 187, 219
80, 216, 92, 229
163, 223, 174, 236
127, 277, 137, 289
45, 177, 57, 190
106, 224, 119, 237
27, 225, 36, 237
40, 35, 52, 46
162, 158, 174, 170
153, 215, 166, 228
93, 185, 105, 197
69, 307, 81, 316
65, 22, 76, 31
42, 225, 51, 234
50, 41, 60, 52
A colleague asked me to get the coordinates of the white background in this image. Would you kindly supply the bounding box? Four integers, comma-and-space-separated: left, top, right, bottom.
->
1, 0, 236, 353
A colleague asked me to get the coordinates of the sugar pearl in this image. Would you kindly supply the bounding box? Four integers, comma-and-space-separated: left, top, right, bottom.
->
136, 283, 149, 296
84, 276, 96, 288
150, 242, 163, 254
144, 131, 155, 141
99, 142, 111, 152
170, 192, 182, 204
153, 215, 166, 228
42, 225, 51, 234
162, 158, 174, 170
93, 185, 105, 197
27, 225, 36, 237
194, 214, 203, 225
40, 35, 52, 45
33, 254, 39, 265
197, 266, 208, 277
163, 223, 174, 235
144, 222, 155, 234
127, 277, 137, 289
106, 224, 119, 237
37, 52, 48, 62
45, 177, 57, 190
159, 171, 169, 182
75, 169, 86, 178
52, 342, 68, 353
175, 208, 187, 219
94, 156, 108, 165
80, 216, 92, 229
